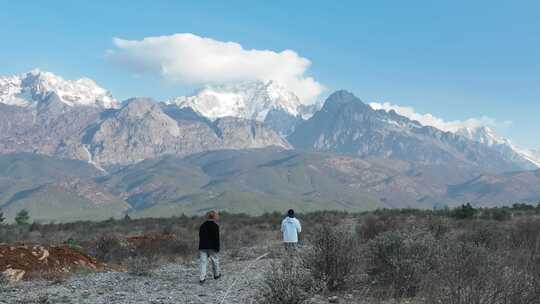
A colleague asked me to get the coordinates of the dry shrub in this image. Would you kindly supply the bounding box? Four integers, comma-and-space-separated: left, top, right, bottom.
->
89, 235, 129, 263
458, 221, 509, 250
480, 208, 512, 221
126, 256, 156, 276
223, 225, 260, 250
422, 241, 540, 304
366, 228, 436, 298
510, 218, 540, 253
356, 214, 398, 241
0, 272, 8, 290
132, 236, 193, 261
425, 215, 450, 239
32, 270, 70, 284
305, 225, 360, 291
258, 257, 321, 304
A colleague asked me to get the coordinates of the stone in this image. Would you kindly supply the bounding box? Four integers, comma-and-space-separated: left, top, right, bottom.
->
328, 295, 339, 303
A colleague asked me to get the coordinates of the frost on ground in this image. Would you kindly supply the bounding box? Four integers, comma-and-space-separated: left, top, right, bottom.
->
0, 258, 271, 304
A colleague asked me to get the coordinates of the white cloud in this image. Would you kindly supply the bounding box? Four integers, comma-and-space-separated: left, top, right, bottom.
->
107, 33, 323, 103
369, 101, 510, 132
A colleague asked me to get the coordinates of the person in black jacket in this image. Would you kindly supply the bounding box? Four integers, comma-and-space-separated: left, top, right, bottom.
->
198, 210, 221, 284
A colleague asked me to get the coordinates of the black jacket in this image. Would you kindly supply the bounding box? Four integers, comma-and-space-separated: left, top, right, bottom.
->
199, 220, 220, 252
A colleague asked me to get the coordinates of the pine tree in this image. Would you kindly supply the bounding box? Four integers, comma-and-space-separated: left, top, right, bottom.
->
15, 209, 30, 225
451, 203, 478, 219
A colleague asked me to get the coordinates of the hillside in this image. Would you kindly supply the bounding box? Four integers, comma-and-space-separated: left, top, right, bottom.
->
99, 149, 384, 217
447, 169, 540, 206
0, 153, 129, 223
3, 149, 540, 222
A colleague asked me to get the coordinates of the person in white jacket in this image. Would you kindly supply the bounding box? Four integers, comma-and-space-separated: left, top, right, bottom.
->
281, 209, 302, 250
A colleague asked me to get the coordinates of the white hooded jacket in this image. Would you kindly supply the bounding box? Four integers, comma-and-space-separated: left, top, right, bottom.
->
281, 216, 302, 243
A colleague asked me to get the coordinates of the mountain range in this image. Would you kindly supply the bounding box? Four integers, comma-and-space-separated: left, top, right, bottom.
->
166, 81, 319, 136
0, 70, 539, 222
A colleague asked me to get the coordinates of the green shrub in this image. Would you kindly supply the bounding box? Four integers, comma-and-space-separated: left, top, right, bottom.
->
15, 209, 30, 225
451, 203, 478, 219
490, 208, 512, 221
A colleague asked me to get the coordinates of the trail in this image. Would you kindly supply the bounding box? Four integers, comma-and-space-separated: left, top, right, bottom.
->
0, 256, 271, 304
219, 252, 269, 304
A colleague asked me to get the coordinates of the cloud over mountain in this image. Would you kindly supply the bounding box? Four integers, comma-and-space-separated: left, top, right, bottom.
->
369, 102, 510, 133
108, 33, 323, 103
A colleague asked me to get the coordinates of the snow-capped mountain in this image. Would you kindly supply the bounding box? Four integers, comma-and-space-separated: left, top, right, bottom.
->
288, 90, 523, 173
298, 100, 324, 119
167, 81, 303, 121
455, 126, 509, 146
456, 126, 540, 168
0, 69, 118, 108
368, 102, 540, 169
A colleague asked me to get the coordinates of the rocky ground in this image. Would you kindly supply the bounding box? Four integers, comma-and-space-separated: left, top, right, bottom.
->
0, 258, 271, 304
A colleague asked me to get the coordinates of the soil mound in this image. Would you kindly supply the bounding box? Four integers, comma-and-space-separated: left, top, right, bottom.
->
0, 244, 104, 281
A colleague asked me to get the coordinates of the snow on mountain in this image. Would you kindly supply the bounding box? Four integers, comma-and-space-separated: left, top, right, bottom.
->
455, 126, 540, 168
166, 81, 304, 121
370, 102, 540, 169
0, 69, 118, 108
455, 126, 509, 146
511, 148, 540, 168
297, 100, 323, 119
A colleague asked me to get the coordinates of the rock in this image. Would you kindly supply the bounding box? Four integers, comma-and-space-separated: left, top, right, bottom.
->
328, 295, 339, 303
2, 269, 25, 282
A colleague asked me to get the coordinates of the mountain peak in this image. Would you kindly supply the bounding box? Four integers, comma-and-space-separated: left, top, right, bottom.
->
166, 80, 302, 121
323, 90, 367, 108
0, 70, 118, 109
320, 90, 371, 114
327, 90, 357, 102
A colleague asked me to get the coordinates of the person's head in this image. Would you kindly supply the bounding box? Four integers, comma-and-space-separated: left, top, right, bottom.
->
206, 210, 218, 221
287, 209, 295, 218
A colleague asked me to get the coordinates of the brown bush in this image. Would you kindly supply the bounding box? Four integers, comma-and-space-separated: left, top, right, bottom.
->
0, 272, 8, 290
422, 241, 540, 304
356, 214, 398, 241
257, 257, 321, 304
510, 218, 540, 253
458, 221, 509, 250
425, 215, 450, 239
126, 256, 157, 276
305, 225, 360, 291
89, 235, 129, 263
366, 228, 437, 298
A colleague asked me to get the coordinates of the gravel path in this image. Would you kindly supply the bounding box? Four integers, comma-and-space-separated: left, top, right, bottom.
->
0, 258, 271, 304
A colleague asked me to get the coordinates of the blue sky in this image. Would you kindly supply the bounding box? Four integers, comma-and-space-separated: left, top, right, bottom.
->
0, 0, 539, 149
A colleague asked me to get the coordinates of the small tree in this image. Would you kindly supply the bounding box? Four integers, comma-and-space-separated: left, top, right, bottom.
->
0, 211, 5, 225
15, 209, 30, 225
451, 203, 478, 219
